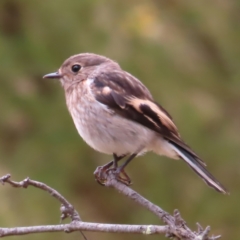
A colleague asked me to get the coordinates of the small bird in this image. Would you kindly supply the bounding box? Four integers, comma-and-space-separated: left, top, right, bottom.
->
43, 53, 228, 194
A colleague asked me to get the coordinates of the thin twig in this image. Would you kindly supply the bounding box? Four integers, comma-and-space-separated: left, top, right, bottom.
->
0, 174, 80, 222
0, 222, 168, 237
104, 170, 221, 240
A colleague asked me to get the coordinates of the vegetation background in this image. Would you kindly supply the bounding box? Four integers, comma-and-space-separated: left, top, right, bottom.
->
0, 0, 239, 239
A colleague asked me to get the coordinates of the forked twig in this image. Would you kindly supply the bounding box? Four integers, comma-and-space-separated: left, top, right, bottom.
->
0, 173, 221, 240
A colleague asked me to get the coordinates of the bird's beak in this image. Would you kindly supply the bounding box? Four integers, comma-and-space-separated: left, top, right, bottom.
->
43, 71, 62, 79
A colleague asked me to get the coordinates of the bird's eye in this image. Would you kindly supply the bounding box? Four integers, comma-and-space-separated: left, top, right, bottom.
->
71, 64, 81, 73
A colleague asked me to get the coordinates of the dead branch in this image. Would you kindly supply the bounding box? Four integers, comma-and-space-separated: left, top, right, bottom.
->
0, 173, 221, 240
0, 222, 168, 237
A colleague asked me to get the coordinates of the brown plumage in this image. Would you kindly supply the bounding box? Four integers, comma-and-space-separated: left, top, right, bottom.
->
43, 53, 228, 194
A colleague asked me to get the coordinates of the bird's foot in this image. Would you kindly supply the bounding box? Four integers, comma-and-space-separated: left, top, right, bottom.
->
94, 166, 132, 186
112, 167, 132, 186
94, 165, 109, 186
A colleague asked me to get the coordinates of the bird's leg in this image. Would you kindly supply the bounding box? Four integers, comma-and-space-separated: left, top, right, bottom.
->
114, 153, 137, 185
112, 153, 123, 169
94, 154, 125, 185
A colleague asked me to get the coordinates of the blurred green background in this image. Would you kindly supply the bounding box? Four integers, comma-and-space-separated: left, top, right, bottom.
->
0, 0, 239, 239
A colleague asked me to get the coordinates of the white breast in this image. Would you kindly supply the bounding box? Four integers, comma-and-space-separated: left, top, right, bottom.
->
65, 80, 157, 156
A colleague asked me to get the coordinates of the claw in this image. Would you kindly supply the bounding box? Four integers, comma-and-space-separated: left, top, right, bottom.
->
114, 167, 132, 185
94, 165, 132, 186
94, 166, 108, 185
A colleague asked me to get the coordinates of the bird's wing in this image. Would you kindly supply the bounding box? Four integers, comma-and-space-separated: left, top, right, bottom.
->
91, 70, 205, 165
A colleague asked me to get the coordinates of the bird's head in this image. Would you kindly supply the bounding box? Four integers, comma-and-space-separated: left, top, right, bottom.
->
43, 53, 119, 88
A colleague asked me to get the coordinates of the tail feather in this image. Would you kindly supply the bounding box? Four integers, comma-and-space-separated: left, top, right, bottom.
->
169, 141, 229, 194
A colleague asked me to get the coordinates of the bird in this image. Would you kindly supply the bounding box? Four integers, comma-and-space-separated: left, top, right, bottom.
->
43, 53, 228, 194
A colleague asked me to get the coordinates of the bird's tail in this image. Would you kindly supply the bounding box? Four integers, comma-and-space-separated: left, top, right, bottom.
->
169, 141, 228, 194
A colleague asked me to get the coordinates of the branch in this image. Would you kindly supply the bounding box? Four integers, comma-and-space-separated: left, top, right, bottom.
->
0, 222, 168, 237
0, 174, 80, 222
0, 174, 221, 240
104, 170, 221, 240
